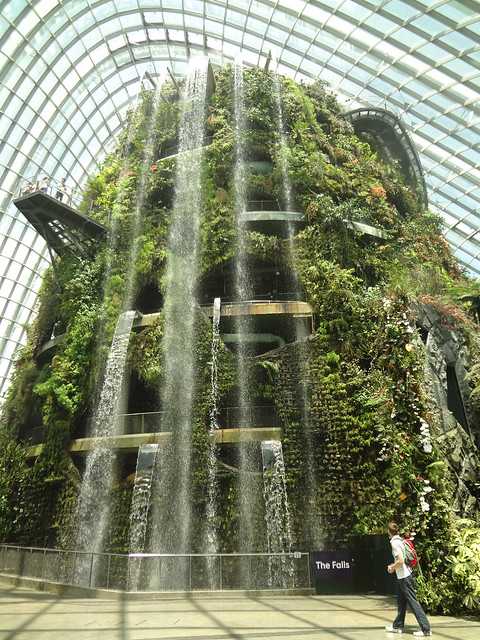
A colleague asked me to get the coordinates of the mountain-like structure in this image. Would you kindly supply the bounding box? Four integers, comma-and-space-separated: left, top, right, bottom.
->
1, 63, 479, 611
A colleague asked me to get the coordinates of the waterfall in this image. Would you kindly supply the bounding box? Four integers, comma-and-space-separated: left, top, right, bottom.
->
123, 76, 165, 310
272, 73, 294, 213
272, 67, 321, 547
74, 310, 136, 585
128, 444, 159, 591
73, 76, 166, 586
233, 59, 261, 562
261, 440, 294, 587
205, 297, 221, 587
90, 82, 149, 411
148, 57, 209, 562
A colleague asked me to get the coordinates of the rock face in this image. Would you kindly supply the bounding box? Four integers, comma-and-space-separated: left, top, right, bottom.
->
419, 304, 480, 517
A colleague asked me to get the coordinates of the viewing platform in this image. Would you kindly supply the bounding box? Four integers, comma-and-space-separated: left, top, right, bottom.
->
344, 107, 428, 209
25, 405, 280, 455
26, 427, 281, 458
13, 177, 106, 258
346, 219, 390, 240
136, 301, 313, 329
37, 334, 64, 359
240, 211, 304, 223
241, 201, 304, 236
37, 302, 313, 359
201, 300, 313, 319
156, 134, 213, 162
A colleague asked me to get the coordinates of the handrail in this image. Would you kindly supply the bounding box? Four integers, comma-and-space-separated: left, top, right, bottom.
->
246, 200, 301, 212
27, 405, 280, 442
246, 199, 279, 211
201, 293, 303, 303
15, 175, 83, 209
344, 107, 428, 209
158, 134, 214, 160
117, 404, 279, 432
1, 544, 306, 559
0, 544, 310, 591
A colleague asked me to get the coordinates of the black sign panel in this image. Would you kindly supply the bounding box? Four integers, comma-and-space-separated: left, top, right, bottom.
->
311, 551, 355, 594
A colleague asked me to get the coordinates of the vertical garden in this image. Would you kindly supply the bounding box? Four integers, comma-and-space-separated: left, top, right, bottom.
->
1, 64, 479, 611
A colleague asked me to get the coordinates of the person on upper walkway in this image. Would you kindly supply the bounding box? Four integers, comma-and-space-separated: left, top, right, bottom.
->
56, 177, 67, 202
40, 175, 50, 193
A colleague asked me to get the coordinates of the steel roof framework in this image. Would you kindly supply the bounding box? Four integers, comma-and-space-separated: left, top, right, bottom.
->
0, 0, 479, 398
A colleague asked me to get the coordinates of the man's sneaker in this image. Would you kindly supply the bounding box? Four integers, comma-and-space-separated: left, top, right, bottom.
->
385, 626, 403, 633
413, 631, 432, 637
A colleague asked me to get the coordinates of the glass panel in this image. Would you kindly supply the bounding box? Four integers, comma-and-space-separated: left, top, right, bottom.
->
439, 30, 474, 52
390, 27, 425, 48
294, 18, 317, 40
226, 9, 246, 27
273, 8, 296, 29
435, 1, 476, 23
363, 13, 396, 33
92, 1, 117, 21
302, 4, 329, 23
416, 41, 449, 61
2, 0, 28, 23
2, 32, 21, 59
411, 14, 448, 37
66, 40, 85, 62
204, 19, 222, 39
206, 3, 225, 19
16, 76, 36, 100
185, 0, 203, 12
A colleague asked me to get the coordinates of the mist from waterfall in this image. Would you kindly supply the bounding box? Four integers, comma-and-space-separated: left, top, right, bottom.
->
148, 57, 209, 560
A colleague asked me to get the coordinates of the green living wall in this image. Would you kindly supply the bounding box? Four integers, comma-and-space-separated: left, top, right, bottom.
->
1, 65, 479, 612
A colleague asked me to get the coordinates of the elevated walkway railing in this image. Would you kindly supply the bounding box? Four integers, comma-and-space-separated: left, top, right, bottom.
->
100, 405, 279, 434
0, 544, 311, 592
26, 405, 279, 444
344, 107, 428, 209
201, 292, 302, 304
158, 134, 214, 160
246, 199, 279, 211
15, 176, 83, 209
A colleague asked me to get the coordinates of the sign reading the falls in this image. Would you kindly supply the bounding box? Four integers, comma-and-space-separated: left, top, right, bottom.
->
311, 551, 354, 594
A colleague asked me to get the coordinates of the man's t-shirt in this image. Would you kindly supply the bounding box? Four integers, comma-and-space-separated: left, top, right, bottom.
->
390, 535, 412, 579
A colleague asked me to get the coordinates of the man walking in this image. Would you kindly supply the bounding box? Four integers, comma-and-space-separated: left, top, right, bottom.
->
385, 521, 431, 637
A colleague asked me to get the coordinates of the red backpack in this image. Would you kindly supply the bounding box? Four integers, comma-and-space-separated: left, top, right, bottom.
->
403, 538, 418, 569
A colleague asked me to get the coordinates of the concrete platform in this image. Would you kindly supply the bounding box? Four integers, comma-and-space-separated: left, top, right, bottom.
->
0, 584, 478, 640
26, 427, 282, 458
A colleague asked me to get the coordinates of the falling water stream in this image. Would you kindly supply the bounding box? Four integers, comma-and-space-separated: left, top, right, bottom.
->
74, 310, 136, 585
233, 60, 261, 566
272, 68, 320, 547
90, 79, 151, 412
74, 75, 165, 584
73, 60, 315, 591
261, 440, 294, 587
204, 297, 221, 587
128, 444, 159, 590
148, 58, 209, 574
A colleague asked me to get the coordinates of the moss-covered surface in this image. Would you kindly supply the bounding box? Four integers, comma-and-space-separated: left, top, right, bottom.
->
1, 66, 480, 612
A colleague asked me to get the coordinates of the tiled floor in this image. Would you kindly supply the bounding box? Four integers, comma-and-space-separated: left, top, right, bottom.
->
0, 587, 478, 639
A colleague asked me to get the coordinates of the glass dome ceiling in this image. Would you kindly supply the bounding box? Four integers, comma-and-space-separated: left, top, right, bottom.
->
1, 0, 480, 398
